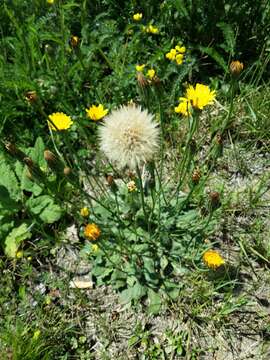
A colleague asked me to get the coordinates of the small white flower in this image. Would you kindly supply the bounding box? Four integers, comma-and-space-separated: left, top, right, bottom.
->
99, 104, 159, 169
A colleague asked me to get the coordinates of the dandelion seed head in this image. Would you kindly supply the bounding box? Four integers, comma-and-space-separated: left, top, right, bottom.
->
99, 104, 159, 169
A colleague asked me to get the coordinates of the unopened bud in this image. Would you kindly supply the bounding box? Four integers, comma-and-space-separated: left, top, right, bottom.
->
106, 174, 118, 192
152, 76, 161, 87
137, 72, 148, 88
23, 157, 34, 167
25, 91, 37, 103
230, 61, 244, 77
216, 133, 223, 145
192, 168, 201, 184
5, 142, 27, 161
209, 191, 221, 209
63, 167, 71, 176
106, 175, 114, 186
44, 150, 57, 164
5, 142, 17, 155
70, 35, 79, 48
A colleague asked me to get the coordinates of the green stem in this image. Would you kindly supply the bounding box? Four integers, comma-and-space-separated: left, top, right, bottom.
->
136, 165, 147, 221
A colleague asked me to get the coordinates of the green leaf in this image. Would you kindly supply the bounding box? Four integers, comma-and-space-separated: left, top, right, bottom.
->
26, 195, 62, 224
40, 203, 62, 223
119, 282, 146, 304
217, 22, 236, 56
28, 137, 46, 168
5, 223, 31, 258
0, 186, 19, 211
143, 257, 160, 285
147, 289, 162, 315
0, 158, 20, 201
196, 45, 228, 72
0, 217, 14, 246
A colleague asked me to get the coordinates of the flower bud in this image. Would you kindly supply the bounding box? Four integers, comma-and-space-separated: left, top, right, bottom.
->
23, 157, 34, 167
70, 35, 79, 48
106, 174, 118, 192
209, 191, 221, 209
137, 71, 148, 88
106, 174, 114, 186
25, 91, 37, 104
230, 61, 244, 77
216, 133, 223, 145
5, 142, 27, 161
192, 168, 201, 184
44, 150, 57, 164
5, 142, 18, 155
63, 167, 72, 176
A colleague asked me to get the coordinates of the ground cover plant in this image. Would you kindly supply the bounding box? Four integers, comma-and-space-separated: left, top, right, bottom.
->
1, 0, 270, 359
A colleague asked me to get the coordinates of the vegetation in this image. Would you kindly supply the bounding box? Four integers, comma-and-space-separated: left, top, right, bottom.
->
0, 0, 270, 359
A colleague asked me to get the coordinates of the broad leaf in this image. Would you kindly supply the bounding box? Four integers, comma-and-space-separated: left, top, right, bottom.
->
5, 223, 31, 258
26, 195, 62, 224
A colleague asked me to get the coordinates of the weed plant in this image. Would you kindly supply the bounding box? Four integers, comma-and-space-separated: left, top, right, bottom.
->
0, 1, 270, 358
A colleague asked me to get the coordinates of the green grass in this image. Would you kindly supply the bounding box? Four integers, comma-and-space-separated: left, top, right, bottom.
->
0, 0, 270, 359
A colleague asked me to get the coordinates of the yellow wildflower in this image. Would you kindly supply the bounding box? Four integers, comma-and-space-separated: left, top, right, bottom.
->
135, 64, 145, 72
230, 60, 244, 76
92, 244, 99, 252
70, 35, 79, 48
47, 0, 54, 4
175, 53, 184, 65
203, 250, 225, 269
85, 104, 108, 121
127, 180, 137, 192
147, 69, 155, 79
166, 45, 186, 65
84, 223, 101, 241
146, 25, 159, 34
186, 83, 216, 110
133, 13, 143, 21
33, 330, 41, 340
175, 45, 186, 53
16, 251, 24, 259
48, 112, 73, 131
174, 97, 192, 116
80, 207, 89, 217
165, 52, 174, 60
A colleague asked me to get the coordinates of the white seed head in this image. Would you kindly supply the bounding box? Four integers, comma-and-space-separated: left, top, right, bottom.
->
99, 104, 159, 169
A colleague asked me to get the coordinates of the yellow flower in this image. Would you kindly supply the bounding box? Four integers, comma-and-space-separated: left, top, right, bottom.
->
147, 69, 155, 79
92, 244, 99, 252
70, 35, 79, 48
33, 330, 41, 340
146, 25, 159, 34
165, 51, 174, 60
174, 97, 192, 116
47, 0, 54, 4
203, 250, 225, 269
135, 64, 145, 72
175, 53, 184, 65
186, 83, 216, 110
230, 60, 244, 76
16, 251, 24, 259
84, 223, 101, 241
80, 207, 89, 217
166, 46, 186, 64
175, 45, 186, 53
48, 112, 73, 131
85, 104, 108, 121
133, 13, 143, 21
127, 180, 137, 192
